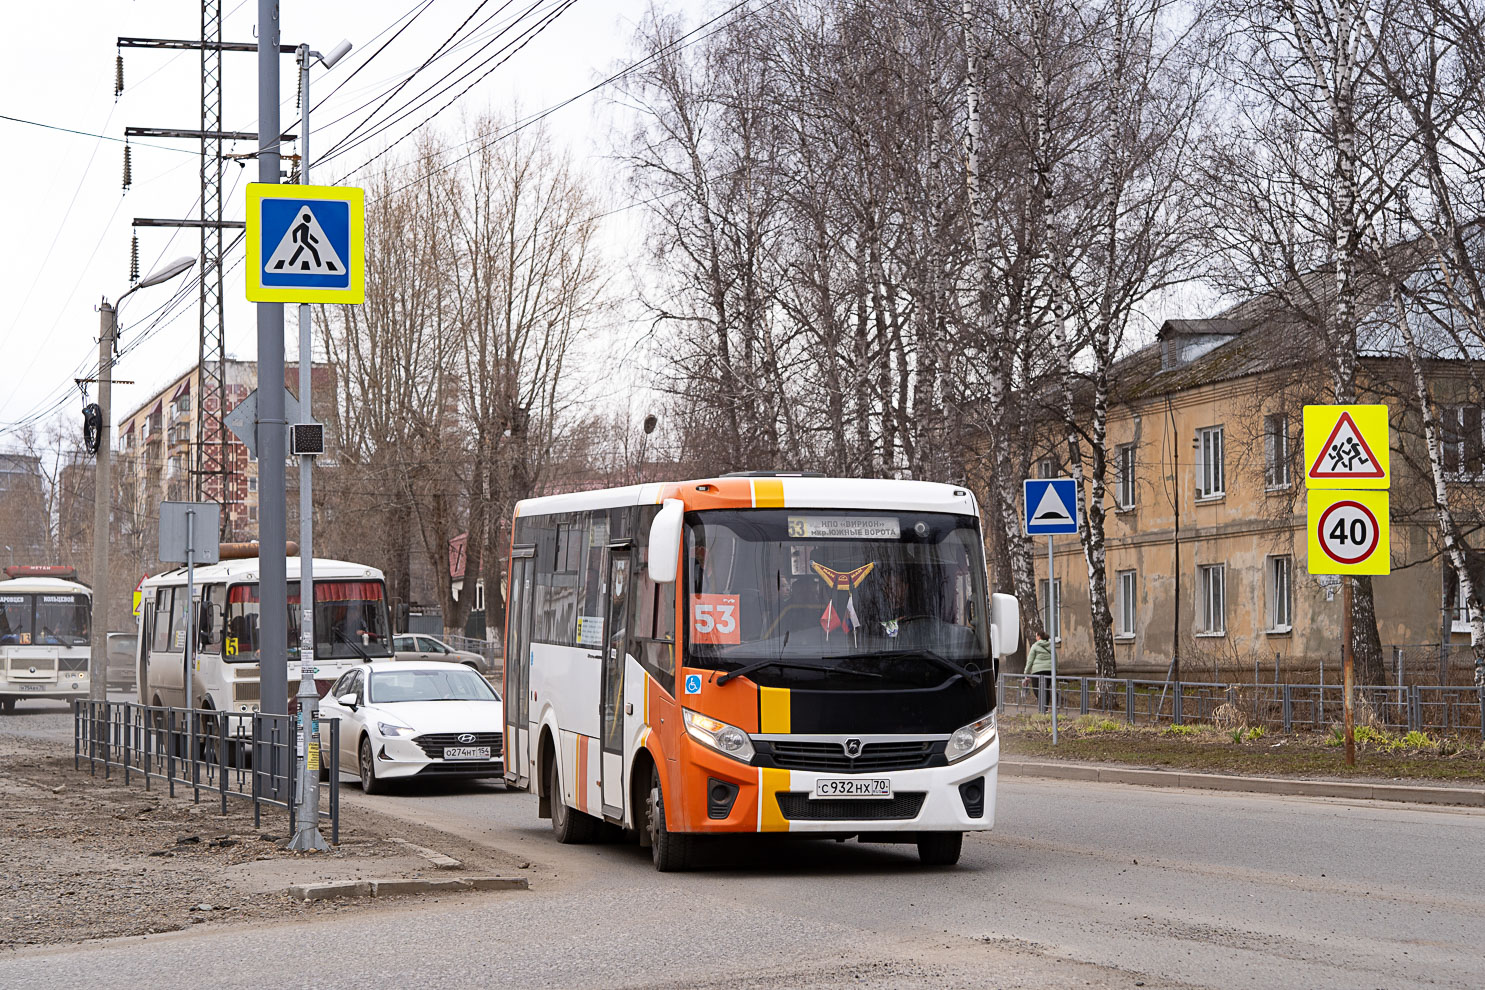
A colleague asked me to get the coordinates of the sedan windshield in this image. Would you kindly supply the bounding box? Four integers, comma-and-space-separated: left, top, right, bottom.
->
685, 509, 990, 686
368, 668, 498, 704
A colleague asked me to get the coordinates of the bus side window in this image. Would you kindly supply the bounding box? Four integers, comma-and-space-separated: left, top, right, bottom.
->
151, 589, 173, 653
199, 585, 224, 654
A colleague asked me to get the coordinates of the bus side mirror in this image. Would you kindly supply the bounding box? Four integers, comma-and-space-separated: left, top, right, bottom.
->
990, 593, 1020, 658
648, 498, 685, 584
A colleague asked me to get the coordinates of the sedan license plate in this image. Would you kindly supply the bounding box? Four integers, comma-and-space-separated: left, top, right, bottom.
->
812, 777, 891, 799
442, 746, 491, 760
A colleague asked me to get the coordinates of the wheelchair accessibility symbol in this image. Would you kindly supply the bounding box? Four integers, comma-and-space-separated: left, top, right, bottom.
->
684, 674, 702, 695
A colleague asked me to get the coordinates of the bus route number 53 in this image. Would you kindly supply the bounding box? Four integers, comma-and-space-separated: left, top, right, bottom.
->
691, 594, 741, 645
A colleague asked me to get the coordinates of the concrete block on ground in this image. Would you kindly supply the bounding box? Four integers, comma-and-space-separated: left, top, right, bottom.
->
465, 876, 530, 891
389, 837, 463, 869
288, 881, 369, 901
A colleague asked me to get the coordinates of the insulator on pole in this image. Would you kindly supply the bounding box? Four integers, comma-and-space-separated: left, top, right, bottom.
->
122, 143, 132, 191
130, 233, 140, 284
115, 53, 124, 98
295, 68, 302, 110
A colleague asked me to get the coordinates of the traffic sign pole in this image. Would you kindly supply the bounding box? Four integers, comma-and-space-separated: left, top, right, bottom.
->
1343, 576, 1355, 767
1049, 534, 1057, 746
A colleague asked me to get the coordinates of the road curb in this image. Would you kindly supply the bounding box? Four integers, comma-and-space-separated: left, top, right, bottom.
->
1001, 758, 1485, 807
289, 875, 529, 902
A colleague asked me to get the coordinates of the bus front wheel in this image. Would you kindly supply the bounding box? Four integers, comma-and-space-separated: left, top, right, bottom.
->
647, 764, 693, 872
0, 698, 14, 715
917, 831, 963, 867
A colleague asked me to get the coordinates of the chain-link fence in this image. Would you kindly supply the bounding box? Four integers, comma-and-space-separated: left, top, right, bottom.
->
73, 699, 339, 839
998, 670, 1484, 739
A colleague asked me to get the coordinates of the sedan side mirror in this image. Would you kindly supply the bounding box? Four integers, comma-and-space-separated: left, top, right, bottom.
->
337, 693, 358, 709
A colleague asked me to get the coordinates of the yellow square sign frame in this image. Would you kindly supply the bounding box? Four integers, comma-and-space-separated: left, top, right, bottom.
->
1303, 404, 1389, 489
1307, 489, 1390, 575
245, 183, 365, 304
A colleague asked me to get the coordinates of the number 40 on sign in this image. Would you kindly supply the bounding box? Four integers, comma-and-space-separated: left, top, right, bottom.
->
1307, 489, 1390, 575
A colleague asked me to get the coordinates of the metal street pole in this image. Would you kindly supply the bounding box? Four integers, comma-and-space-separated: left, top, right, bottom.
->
1343, 574, 1355, 766
88, 303, 116, 710
256, 0, 289, 735
287, 42, 328, 853
1049, 534, 1058, 746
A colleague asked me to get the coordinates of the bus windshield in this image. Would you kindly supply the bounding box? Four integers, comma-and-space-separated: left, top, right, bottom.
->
0, 593, 90, 647
223, 579, 392, 662
684, 509, 990, 685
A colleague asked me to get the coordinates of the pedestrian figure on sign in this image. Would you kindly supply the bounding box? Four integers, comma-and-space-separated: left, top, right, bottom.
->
1328, 437, 1369, 472
1023, 630, 1053, 713
283, 211, 322, 271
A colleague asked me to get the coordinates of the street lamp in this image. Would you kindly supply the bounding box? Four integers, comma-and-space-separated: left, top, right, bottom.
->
286, 38, 351, 856
89, 256, 196, 710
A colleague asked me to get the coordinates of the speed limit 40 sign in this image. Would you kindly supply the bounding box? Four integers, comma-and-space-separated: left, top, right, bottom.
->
1307, 489, 1390, 575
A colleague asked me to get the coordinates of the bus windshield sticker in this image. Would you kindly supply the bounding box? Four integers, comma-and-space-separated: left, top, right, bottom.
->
684, 673, 702, 694
786, 515, 901, 540
691, 594, 741, 645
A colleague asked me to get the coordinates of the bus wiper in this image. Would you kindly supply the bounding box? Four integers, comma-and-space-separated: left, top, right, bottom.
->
716, 658, 882, 685
332, 627, 372, 663
824, 648, 984, 685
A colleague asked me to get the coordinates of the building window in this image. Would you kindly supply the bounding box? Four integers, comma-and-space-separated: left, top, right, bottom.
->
1197, 563, 1225, 635
1115, 444, 1136, 508
1038, 577, 1062, 639
1266, 555, 1292, 631
1442, 405, 1483, 480
248, 505, 258, 522
1197, 426, 1224, 498
1038, 457, 1057, 480
1116, 570, 1136, 638
1264, 414, 1291, 489
1450, 567, 1475, 632
248, 476, 258, 493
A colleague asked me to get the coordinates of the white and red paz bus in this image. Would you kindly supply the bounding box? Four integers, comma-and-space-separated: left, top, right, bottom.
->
505, 474, 1019, 870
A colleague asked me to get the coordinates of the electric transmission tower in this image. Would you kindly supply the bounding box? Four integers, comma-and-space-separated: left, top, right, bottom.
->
119, 1, 294, 536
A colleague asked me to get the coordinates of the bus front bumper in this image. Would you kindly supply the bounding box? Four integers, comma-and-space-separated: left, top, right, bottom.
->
679, 734, 999, 835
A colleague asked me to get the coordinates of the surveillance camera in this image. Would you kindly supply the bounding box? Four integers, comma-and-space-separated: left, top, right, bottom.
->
320, 40, 353, 69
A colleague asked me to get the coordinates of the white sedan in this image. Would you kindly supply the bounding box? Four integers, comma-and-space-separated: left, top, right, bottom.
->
318, 660, 504, 794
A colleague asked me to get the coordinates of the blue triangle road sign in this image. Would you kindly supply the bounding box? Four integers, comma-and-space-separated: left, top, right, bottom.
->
1024, 478, 1080, 535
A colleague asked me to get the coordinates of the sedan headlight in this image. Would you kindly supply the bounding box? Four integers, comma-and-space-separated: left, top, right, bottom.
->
944, 711, 997, 763
377, 721, 414, 737
683, 709, 755, 763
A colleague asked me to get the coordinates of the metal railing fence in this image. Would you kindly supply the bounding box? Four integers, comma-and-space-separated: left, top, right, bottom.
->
73, 699, 339, 841
998, 671, 1485, 739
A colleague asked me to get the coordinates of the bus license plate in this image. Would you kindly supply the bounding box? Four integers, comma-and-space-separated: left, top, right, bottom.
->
813, 778, 891, 799
18, 684, 46, 692
443, 746, 490, 760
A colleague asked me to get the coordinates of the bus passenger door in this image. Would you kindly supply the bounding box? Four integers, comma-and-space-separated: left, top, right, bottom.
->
599, 548, 631, 816
504, 549, 534, 789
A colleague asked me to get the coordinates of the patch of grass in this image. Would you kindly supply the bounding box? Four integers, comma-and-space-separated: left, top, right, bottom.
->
1161, 723, 1203, 738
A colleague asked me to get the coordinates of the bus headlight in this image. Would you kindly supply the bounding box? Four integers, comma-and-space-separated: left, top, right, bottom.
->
683, 709, 755, 763
945, 712, 997, 763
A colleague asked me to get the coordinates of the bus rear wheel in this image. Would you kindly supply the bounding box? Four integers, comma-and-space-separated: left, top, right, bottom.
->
647, 764, 693, 872
917, 831, 963, 866
548, 753, 598, 843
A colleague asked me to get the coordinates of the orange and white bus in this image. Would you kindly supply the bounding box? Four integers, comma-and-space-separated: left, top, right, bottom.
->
503, 473, 1018, 870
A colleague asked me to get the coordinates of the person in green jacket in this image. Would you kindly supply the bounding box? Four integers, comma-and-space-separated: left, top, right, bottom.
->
1022, 630, 1053, 713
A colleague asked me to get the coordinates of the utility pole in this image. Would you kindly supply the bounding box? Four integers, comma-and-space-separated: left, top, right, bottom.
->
88, 303, 116, 710
86, 258, 195, 710
257, 0, 289, 730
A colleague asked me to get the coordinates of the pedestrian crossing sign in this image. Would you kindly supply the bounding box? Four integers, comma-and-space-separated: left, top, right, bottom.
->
245, 183, 364, 303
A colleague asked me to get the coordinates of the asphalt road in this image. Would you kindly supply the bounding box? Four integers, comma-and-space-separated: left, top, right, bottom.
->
4, 698, 1483, 989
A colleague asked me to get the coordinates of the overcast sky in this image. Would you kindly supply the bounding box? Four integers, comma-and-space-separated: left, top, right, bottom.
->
0, 0, 700, 440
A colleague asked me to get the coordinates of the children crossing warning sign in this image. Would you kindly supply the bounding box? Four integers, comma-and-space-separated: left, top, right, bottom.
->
245, 183, 364, 304
1303, 404, 1389, 489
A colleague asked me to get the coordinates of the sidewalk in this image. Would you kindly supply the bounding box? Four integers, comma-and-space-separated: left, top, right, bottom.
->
1001, 755, 1485, 807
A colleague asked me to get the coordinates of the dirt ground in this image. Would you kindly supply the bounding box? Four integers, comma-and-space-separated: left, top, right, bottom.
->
1002, 712, 1485, 783
0, 732, 530, 949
